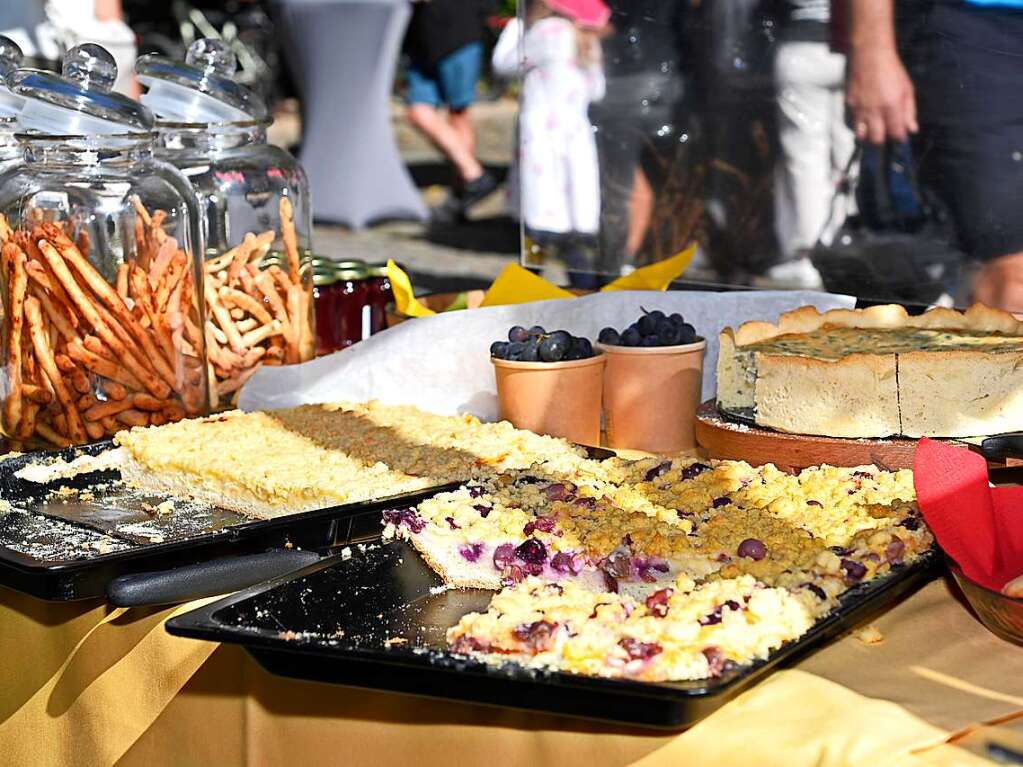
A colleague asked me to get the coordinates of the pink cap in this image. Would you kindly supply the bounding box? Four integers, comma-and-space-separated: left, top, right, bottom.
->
545, 0, 611, 30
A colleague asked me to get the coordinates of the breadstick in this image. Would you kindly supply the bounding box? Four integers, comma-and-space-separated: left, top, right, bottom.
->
84, 419, 104, 440
285, 284, 304, 364
235, 317, 258, 334
205, 279, 246, 354
162, 401, 185, 422
254, 270, 292, 339
268, 264, 294, 295
148, 236, 177, 287
31, 287, 80, 343
83, 397, 135, 421
134, 215, 148, 269
37, 238, 168, 398
279, 197, 301, 278
131, 196, 152, 227
131, 393, 168, 412
15, 401, 39, 441
53, 413, 67, 435
0, 213, 11, 242
220, 285, 274, 325
76, 229, 90, 257
77, 394, 98, 411
3, 245, 27, 432
241, 320, 281, 348
66, 338, 144, 391
70, 368, 90, 395
35, 421, 71, 448
154, 255, 185, 311
227, 232, 257, 284
116, 409, 148, 428
22, 384, 53, 405
83, 335, 114, 361
25, 296, 86, 443
149, 411, 167, 427
100, 416, 118, 434
216, 364, 260, 396
104, 382, 128, 401
54, 354, 76, 374
116, 263, 129, 297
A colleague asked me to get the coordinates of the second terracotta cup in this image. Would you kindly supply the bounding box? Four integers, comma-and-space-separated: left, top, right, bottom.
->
493, 354, 605, 446
598, 339, 706, 453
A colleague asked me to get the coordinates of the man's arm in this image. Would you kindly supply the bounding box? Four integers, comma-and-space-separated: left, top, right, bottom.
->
845, 0, 918, 144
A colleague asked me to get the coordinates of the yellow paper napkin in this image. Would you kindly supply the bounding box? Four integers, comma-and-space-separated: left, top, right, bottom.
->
387, 259, 435, 317
479, 263, 575, 307
601, 243, 697, 292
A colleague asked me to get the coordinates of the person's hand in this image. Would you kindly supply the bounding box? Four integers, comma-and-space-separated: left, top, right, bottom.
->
972, 252, 1023, 315
847, 46, 918, 145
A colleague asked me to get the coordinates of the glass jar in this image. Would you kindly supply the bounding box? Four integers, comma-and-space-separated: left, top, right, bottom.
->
313, 259, 369, 355
0, 45, 207, 450
136, 39, 314, 410
365, 263, 392, 336
0, 37, 26, 173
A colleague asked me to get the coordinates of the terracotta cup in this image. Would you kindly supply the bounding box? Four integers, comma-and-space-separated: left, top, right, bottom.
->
492, 354, 605, 446
598, 339, 706, 453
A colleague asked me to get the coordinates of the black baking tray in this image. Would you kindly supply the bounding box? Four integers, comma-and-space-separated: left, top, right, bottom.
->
0, 441, 453, 601
167, 538, 939, 729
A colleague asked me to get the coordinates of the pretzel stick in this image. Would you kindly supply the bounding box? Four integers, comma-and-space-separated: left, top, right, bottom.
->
154, 256, 185, 312
84, 420, 104, 440
25, 296, 86, 443
22, 384, 53, 405
227, 233, 257, 284
240, 320, 281, 348
132, 393, 170, 411
35, 421, 71, 448
205, 280, 246, 354
254, 271, 292, 340
148, 236, 177, 287
31, 287, 79, 343
116, 263, 129, 298
220, 286, 273, 325
66, 338, 144, 391
43, 233, 177, 394
70, 368, 90, 395
216, 364, 259, 396
83, 335, 115, 361
134, 215, 148, 269
104, 382, 128, 401
100, 416, 118, 434
279, 197, 301, 278
131, 196, 152, 227
0, 214, 12, 243
3, 245, 27, 432
15, 401, 39, 441
116, 409, 148, 427
83, 398, 135, 421
285, 284, 304, 364
36, 239, 168, 397
78, 394, 98, 411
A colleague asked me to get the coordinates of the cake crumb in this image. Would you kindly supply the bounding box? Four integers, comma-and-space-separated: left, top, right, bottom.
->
854, 624, 884, 645
340, 546, 353, 560
384, 637, 408, 647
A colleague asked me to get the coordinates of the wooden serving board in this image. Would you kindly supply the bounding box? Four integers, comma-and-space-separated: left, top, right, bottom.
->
695, 400, 983, 472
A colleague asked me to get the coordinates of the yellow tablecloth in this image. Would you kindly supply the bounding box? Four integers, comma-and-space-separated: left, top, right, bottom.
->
2, 578, 1022, 767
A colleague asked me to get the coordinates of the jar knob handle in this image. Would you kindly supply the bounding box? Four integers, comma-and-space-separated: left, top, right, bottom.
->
185, 38, 237, 77
62, 43, 117, 92
0, 36, 23, 83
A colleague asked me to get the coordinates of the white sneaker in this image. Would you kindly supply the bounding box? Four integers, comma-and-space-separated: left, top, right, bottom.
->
753, 257, 825, 290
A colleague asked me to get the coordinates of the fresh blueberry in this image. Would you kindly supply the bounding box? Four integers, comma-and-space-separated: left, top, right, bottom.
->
598, 327, 620, 345
657, 321, 679, 345
737, 538, 767, 561
621, 327, 642, 347
527, 325, 546, 337
538, 335, 567, 362
521, 340, 540, 361
508, 326, 530, 343
669, 312, 684, 326
641, 335, 659, 347
572, 337, 593, 358
490, 341, 509, 358
506, 341, 526, 360
646, 309, 666, 323
637, 314, 656, 336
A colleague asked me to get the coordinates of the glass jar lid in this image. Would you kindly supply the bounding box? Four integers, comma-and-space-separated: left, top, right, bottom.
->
313, 258, 369, 286
0, 36, 25, 120
136, 38, 267, 124
13, 43, 154, 135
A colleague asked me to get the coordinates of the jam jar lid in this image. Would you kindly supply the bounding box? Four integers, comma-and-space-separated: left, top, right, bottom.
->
136, 38, 267, 124
313, 258, 368, 286
0, 36, 25, 120
13, 44, 155, 135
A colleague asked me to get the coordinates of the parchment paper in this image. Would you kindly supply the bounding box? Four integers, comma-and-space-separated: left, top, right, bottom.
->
239, 290, 855, 418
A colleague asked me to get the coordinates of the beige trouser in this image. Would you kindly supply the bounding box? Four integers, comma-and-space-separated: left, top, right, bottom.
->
773, 41, 856, 260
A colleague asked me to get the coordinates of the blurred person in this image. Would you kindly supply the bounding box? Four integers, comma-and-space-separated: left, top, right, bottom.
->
766, 0, 853, 289
591, 0, 690, 273
404, 0, 497, 224
0, 0, 137, 96
846, 0, 1023, 311
492, 0, 608, 284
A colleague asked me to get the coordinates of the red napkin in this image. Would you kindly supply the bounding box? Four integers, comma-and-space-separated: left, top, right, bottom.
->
914, 438, 1023, 592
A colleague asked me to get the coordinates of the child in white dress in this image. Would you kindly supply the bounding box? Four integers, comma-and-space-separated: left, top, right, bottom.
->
493, 2, 607, 261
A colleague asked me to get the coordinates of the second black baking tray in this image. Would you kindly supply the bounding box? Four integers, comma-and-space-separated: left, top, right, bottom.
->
167, 538, 939, 729
0, 441, 452, 601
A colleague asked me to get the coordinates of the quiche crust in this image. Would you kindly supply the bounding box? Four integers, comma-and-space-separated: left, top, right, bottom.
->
717, 303, 1023, 438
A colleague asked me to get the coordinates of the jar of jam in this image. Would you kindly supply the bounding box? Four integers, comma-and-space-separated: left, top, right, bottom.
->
313, 259, 369, 354
365, 263, 392, 335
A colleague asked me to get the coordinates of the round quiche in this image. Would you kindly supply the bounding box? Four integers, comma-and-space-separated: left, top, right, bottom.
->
716, 303, 1023, 439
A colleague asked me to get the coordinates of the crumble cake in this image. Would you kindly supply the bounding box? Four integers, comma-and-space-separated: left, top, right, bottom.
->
716, 303, 1023, 438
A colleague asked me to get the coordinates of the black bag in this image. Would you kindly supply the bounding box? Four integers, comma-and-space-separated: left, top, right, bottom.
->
811, 143, 963, 305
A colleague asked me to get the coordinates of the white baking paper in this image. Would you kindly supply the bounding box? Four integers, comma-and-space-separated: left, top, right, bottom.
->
238, 290, 854, 419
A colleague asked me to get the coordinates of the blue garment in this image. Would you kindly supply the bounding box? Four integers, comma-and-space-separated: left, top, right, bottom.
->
406, 42, 482, 111
965, 0, 1023, 7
